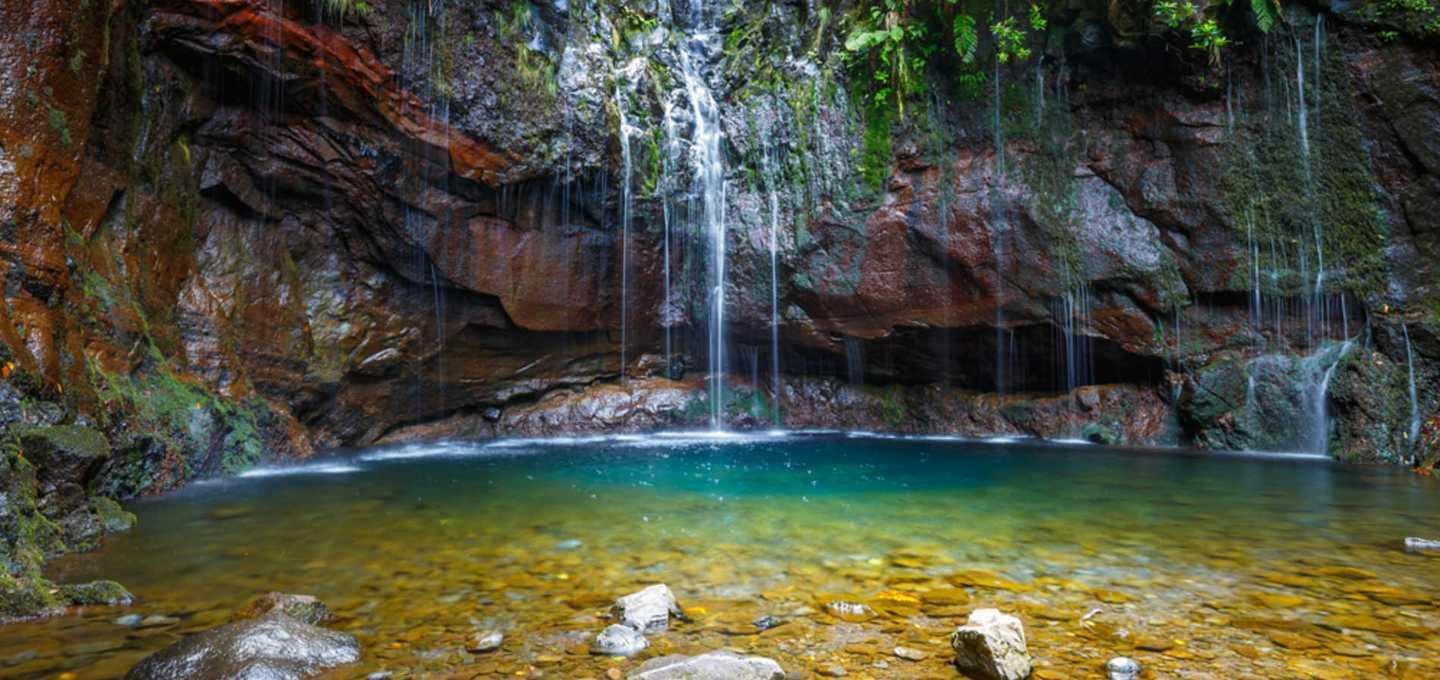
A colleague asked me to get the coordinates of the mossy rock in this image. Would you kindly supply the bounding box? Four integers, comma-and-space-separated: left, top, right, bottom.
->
1082, 422, 1121, 445
90, 496, 136, 534
20, 425, 112, 489
61, 579, 133, 607
0, 574, 64, 621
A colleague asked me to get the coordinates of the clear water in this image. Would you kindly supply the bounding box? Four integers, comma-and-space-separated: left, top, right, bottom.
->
6, 435, 1440, 678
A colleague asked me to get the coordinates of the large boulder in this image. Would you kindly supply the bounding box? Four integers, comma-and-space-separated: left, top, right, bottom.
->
627, 651, 786, 680
19, 426, 111, 492
951, 609, 1033, 680
125, 614, 360, 680
612, 584, 685, 634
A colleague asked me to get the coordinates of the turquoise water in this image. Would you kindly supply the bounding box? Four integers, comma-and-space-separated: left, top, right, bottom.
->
5, 434, 1440, 678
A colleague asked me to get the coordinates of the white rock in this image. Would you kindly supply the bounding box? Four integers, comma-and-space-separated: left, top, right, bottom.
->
1106, 656, 1141, 680
627, 651, 785, 680
1404, 537, 1440, 553
950, 609, 1033, 680
591, 624, 648, 656
612, 584, 685, 634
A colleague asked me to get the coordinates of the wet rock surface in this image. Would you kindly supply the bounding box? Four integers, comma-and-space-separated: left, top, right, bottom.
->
613, 585, 685, 634
125, 612, 360, 680
627, 651, 785, 680
0, 0, 1434, 494
592, 623, 650, 657
233, 593, 330, 626
951, 609, 1033, 680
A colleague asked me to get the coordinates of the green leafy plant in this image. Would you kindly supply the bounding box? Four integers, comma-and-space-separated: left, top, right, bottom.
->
1190, 18, 1229, 64
844, 0, 934, 119
319, 0, 370, 22
990, 16, 1030, 63
952, 13, 978, 64
1251, 0, 1279, 33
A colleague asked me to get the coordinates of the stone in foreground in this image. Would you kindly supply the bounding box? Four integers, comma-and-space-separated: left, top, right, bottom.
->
1106, 656, 1141, 680
591, 624, 648, 656
125, 615, 360, 680
951, 609, 1033, 680
612, 584, 685, 633
627, 651, 786, 680
1404, 537, 1440, 553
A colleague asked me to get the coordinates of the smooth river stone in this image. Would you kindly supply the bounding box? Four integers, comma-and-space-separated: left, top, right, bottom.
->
591, 624, 648, 656
1105, 656, 1141, 680
627, 651, 786, 680
1404, 537, 1440, 553
125, 615, 360, 680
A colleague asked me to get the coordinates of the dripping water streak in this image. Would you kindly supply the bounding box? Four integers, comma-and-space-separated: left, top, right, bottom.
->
1404, 323, 1421, 448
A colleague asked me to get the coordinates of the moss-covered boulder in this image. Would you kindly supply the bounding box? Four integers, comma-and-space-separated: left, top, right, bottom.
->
20, 425, 111, 491
2, 432, 135, 621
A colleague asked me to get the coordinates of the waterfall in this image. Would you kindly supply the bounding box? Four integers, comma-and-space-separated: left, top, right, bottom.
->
1302, 340, 1353, 455
1053, 285, 1094, 393
1314, 15, 1325, 137
661, 100, 678, 378
1404, 323, 1421, 447
761, 132, 783, 425
614, 84, 633, 384
991, 58, 1008, 393
845, 337, 864, 386
675, 28, 728, 428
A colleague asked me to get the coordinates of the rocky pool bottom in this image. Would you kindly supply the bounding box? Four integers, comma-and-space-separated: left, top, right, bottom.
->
2, 434, 1439, 679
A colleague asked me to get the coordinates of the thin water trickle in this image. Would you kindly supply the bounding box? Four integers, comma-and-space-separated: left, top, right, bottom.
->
1404, 323, 1421, 448
761, 131, 783, 425
614, 83, 634, 384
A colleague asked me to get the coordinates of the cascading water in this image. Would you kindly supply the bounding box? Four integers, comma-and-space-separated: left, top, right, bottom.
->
1052, 285, 1094, 393
614, 81, 634, 384
760, 129, 783, 425
670, 16, 728, 428
991, 59, 1008, 394
1302, 340, 1353, 455
1404, 323, 1421, 448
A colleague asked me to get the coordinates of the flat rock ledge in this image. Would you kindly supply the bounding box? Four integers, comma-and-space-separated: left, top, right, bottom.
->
627, 651, 787, 680
126, 594, 358, 680
951, 609, 1033, 680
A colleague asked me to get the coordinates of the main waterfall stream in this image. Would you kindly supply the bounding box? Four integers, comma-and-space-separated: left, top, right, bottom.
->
6, 435, 1439, 678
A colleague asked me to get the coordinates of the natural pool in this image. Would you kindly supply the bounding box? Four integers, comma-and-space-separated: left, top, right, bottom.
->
4, 433, 1439, 679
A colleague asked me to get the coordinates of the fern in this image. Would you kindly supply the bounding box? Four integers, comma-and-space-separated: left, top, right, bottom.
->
1251, 0, 1278, 33
953, 14, 978, 64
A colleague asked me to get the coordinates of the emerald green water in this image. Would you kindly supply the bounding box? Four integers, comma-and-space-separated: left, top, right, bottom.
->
5, 434, 1440, 678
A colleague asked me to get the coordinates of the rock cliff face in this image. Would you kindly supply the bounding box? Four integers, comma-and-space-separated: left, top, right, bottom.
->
0, 0, 1437, 510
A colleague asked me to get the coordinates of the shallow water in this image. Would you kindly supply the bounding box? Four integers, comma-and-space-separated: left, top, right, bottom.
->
6, 434, 1440, 678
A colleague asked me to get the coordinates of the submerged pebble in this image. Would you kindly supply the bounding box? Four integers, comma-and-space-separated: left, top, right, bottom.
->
1404, 537, 1440, 553
1106, 656, 1141, 680
468, 630, 503, 653
752, 615, 784, 631
590, 624, 648, 656
114, 614, 144, 626
135, 615, 180, 628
